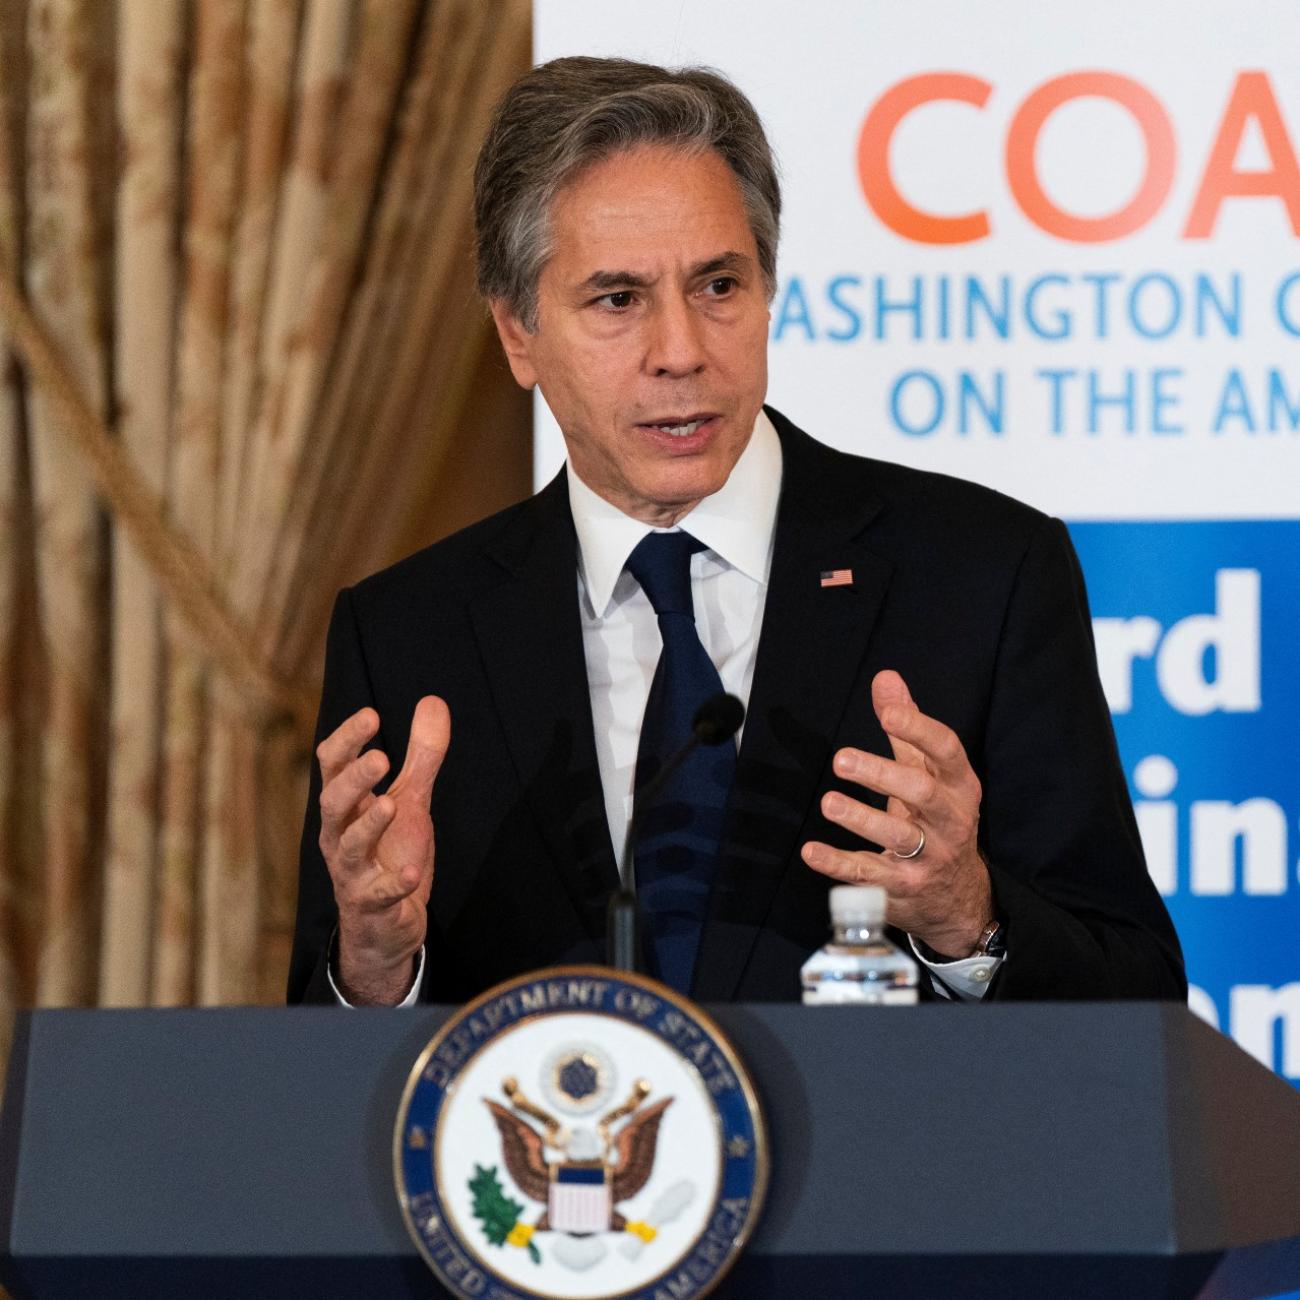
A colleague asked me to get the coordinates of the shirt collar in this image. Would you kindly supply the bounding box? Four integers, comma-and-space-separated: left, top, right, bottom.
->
566, 409, 783, 618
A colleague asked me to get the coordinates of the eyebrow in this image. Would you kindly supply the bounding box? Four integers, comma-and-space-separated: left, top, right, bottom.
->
578, 269, 654, 293
695, 251, 751, 278
574, 250, 754, 296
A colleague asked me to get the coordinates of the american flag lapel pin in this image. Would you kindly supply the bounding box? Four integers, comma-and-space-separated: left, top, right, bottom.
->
820, 568, 854, 589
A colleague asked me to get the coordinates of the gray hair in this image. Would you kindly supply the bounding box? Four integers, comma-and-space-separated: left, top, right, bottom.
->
474, 56, 781, 330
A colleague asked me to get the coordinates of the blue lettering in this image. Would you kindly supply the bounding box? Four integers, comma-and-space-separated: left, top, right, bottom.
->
1213, 369, 1257, 433
1087, 370, 1137, 434
826, 276, 862, 342
890, 370, 944, 435
1038, 368, 1076, 434
957, 371, 1004, 434
1267, 369, 1300, 431
1129, 274, 1183, 340
1083, 272, 1121, 338
964, 275, 1010, 340
772, 278, 815, 342
874, 276, 924, 341
1151, 368, 1184, 434
1275, 271, 1300, 337
1195, 273, 1241, 337
1025, 274, 1070, 340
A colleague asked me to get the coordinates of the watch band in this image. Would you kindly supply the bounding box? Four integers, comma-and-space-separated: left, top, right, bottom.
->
973, 919, 1006, 957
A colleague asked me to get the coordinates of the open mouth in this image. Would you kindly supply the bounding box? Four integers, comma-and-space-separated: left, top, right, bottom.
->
637, 413, 719, 439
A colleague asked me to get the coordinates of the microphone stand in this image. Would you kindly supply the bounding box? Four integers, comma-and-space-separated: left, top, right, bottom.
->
606, 693, 745, 975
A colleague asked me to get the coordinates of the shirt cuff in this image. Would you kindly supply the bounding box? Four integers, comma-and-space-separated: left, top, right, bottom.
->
908, 935, 1003, 1001
328, 946, 426, 1008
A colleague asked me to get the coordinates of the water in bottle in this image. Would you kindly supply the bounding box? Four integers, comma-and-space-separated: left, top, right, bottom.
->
801, 885, 919, 1005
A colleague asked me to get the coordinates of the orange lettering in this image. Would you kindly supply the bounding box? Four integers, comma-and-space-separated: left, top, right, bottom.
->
1006, 72, 1175, 242
1184, 71, 1300, 238
858, 73, 992, 244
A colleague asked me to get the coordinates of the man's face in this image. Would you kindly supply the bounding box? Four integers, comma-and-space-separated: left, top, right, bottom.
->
491, 144, 771, 526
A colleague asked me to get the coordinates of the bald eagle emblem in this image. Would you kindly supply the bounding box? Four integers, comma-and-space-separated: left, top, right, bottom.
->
474, 1071, 694, 1270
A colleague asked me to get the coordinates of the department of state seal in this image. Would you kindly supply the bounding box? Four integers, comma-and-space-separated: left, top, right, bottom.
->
394, 966, 767, 1300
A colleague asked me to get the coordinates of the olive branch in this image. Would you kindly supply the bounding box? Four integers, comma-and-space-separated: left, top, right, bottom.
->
468, 1164, 541, 1264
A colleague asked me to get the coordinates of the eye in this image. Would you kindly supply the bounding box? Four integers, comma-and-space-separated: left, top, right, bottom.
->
703, 276, 738, 297
595, 290, 636, 310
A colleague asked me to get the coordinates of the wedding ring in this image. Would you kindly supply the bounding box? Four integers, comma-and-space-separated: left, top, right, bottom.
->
892, 826, 926, 860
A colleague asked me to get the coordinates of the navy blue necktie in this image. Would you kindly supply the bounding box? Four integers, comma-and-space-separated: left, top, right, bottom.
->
625, 531, 736, 993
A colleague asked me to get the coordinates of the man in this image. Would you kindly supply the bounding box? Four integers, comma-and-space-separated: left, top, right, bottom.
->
287, 57, 1184, 1007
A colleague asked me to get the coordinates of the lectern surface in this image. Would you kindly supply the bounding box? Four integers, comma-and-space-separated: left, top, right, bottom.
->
2, 1002, 1299, 1299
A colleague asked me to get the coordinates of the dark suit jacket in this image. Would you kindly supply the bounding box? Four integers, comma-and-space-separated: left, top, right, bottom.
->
288, 408, 1185, 1005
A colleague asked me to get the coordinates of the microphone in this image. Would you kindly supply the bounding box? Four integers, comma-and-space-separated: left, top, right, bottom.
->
607, 692, 746, 974
691, 692, 745, 747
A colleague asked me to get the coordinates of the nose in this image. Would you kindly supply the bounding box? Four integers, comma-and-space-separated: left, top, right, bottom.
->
644, 295, 706, 378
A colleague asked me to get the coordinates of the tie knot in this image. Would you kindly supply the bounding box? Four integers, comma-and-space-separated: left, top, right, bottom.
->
625, 531, 704, 617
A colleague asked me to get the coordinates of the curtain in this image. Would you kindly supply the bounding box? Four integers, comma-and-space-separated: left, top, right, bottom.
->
0, 0, 532, 1041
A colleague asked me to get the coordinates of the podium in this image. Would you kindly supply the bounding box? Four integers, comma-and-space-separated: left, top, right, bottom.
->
2, 1002, 1300, 1299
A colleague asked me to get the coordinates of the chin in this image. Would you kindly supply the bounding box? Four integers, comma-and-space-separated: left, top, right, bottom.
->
645, 467, 730, 510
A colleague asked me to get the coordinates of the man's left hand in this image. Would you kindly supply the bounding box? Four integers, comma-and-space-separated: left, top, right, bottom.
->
800, 669, 995, 958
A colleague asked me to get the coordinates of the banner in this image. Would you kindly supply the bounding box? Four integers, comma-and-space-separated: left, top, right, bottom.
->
535, 1, 1300, 1087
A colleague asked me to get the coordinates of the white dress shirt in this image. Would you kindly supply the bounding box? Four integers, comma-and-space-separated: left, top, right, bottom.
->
568, 410, 782, 870
334, 410, 1002, 1004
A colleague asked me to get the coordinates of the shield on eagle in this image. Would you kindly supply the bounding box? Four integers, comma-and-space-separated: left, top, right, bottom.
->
548, 1162, 610, 1233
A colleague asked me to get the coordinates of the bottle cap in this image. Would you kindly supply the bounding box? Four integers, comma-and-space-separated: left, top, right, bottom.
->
829, 885, 886, 926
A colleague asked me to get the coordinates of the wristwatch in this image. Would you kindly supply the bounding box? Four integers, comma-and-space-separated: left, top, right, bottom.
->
972, 919, 1006, 958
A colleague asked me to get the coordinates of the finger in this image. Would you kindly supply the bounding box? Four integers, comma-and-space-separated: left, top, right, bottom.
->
393, 695, 451, 803
871, 670, 927, 768
833, 746, 937, 811
319, 749, 391, 849
878, 704, 976, 786
316, 707, 381, 788
353, 861, 422, 914
800, 841, 920, 896
801, 839, 872, 883
336, 795, 397, 876
872, 670, 975, 781
821, 791, 925, 858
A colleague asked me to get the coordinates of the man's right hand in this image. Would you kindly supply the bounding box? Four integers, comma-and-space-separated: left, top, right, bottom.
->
316, 695, 451, 1005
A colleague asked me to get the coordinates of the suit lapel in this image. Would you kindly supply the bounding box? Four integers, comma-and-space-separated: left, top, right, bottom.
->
694, 413, 893, 1000
469, 471, 619, 946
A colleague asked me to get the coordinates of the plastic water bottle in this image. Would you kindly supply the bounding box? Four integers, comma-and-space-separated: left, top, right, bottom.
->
801, 885, 919, 1005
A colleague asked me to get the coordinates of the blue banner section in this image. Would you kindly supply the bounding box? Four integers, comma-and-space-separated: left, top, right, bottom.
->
1069, 521, 1300, 1087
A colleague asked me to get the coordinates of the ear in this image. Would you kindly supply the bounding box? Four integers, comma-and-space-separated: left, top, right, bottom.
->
489, 299, 540, 389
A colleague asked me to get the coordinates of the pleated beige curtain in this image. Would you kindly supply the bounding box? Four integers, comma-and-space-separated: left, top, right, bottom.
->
0, 0, 532, 1033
